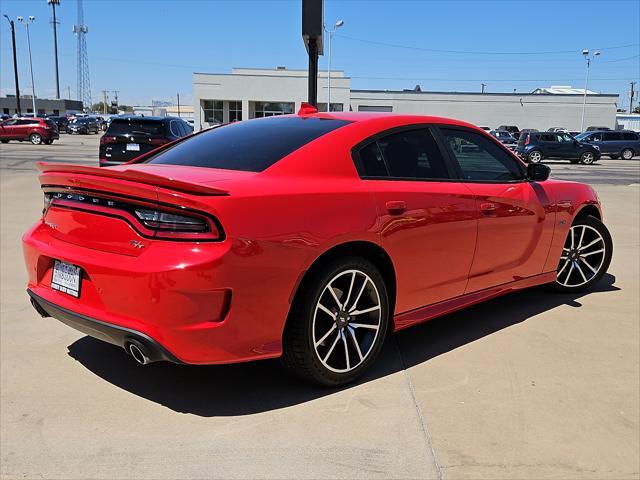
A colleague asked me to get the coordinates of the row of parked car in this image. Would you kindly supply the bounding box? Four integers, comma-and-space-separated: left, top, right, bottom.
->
480, 125, 639, 164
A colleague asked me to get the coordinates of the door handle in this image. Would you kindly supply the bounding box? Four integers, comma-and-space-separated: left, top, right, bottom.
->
480, 202, 498, 213
386, 200, 406, 215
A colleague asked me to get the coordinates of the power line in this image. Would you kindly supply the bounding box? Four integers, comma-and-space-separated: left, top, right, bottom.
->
350, 76, 635, 82
335, 34, 639, 56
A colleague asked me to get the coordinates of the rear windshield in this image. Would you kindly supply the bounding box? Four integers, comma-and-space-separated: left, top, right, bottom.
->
107, 119, 165, 136
145, 116, 351, 172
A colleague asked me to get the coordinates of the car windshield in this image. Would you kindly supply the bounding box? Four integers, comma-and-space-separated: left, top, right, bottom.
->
108, 119, 164, 136
145, 116, 351, 172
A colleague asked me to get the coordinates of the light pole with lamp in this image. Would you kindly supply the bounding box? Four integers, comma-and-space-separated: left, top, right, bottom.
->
580, 48, 600, 132
3, 14, 21, 115
17, 16, 37, 116
325, 19, 344, 112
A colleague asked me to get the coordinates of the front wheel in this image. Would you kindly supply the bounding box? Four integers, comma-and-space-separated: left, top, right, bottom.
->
553, 215, 612, 293
30, 133, 42, 145
527, 150, 543, 163
580, 151, 596, 164
282, 256, 389, 386
621, 149, 634, 160
43, 139, 53, 145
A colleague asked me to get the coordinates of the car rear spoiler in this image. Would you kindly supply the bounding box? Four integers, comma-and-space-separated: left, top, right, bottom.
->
36, 162, 229, 196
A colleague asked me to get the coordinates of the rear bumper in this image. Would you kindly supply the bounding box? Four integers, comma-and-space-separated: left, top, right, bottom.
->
28, 289, 181, 363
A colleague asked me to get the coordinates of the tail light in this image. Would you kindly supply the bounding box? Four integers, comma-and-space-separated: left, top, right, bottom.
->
100, 135, 117, 145
43, 191, 223, 241
525, 134, 530, 145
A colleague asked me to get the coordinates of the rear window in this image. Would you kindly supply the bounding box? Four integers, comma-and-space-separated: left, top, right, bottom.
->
107, 119, 165, 136
622, 132, 638, 140
145, 116, 351, 172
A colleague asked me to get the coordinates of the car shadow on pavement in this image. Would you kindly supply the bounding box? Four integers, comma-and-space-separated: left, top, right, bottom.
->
67, 274, 618, 417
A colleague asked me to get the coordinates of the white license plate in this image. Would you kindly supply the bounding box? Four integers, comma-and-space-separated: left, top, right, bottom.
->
51, 260, 81, 298
126, 143, 140, 151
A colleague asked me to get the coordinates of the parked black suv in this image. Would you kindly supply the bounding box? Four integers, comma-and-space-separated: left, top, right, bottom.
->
575, 130, 639, 159
497, 125, 520, 139
515, 131, 601, 164
68, 116, 100, 134
46, 115, 69, 133
99, 116, 193, 166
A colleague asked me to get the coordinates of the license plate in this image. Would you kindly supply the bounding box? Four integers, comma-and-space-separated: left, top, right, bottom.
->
51, 260, 82, 298
126, 143, 140, 151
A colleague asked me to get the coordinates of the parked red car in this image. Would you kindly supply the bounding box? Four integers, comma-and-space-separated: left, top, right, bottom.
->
0, 117, 59, 145
23, 110, 612, 385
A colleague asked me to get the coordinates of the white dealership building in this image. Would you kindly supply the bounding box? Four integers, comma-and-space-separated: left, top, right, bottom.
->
193, 67, 619, 131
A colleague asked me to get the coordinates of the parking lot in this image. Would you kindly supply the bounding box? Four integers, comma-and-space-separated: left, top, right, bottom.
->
1, 136, 639, 479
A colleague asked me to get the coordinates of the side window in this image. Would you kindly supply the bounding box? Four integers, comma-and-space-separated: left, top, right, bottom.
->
376, 128, 450, 179
622, 132, 638, 141
3, 119, 18, 126
358, 142, 388, 177
441, 128, 524, 182
169, 120, 181, 137
603, 132, 622, 141
591, 132, 603, 141
541, 133, 557, 142
557, 133, 573, 142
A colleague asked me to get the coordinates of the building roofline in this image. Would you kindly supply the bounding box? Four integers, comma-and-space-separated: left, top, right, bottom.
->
350, 89, 619, 97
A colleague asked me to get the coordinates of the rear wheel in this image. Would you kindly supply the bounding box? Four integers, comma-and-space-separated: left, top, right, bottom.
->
1, 140, 8, 144
527, 150, 543, 163
282, 256, 389, 386
621, 148, 634, 160
552, 215, 612, 293
580, 151, 595, 164
29, 133, 42, 145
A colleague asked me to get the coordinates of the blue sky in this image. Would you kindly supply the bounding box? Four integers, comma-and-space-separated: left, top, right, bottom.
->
1, 0, 639, 108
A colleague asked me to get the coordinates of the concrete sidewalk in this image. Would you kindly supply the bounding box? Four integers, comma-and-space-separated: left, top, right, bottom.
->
1, 171, 638, 479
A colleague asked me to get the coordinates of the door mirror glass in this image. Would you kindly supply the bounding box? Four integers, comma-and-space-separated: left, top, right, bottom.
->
527, 163, 550, 182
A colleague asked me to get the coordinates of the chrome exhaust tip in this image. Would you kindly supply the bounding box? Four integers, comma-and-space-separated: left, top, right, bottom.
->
127, 342, 150, 365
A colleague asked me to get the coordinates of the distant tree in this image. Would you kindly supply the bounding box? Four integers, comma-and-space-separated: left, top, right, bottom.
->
90, 101, 107, 113
119, 105, 134, 113
634, 106, 640, 114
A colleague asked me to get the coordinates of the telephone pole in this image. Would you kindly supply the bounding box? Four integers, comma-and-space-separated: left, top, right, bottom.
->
101, 90, 108, 114
3, 15, 21, 115
177, 93, 180, 116
48, 0, 61, 99
630, 82, 637, 114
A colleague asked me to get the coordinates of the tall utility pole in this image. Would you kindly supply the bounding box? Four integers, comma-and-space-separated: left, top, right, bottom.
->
101, 89, 108, 114
177, 93, 181, 116
302, 0, 324, 107
18, 16, 37, 115
48, 0, 61, 99
73, 0, 91, 110
3, 15, 21, 115
630, 82, 637, 114
325, 19, 344, 112
580, 49, 600, 132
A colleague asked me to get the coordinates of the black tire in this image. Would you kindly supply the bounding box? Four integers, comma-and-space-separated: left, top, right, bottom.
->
282, 256, 389, 386
609, 154, 619, 159
1, 140, 8, 144
551, 215, 612, 293
580, 151, 596, 164
29, 133, 42, 145
621, 149, 634, 160
44, 139, 53, 145
527, 150, 543, 163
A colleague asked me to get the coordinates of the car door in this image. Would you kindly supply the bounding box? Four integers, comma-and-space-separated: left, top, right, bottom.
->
353, 126, 478, 314
0, 119, 18, 139
602, 131, 623, 155
538, 133, 561, 157
438, 127, 555, 292
555, 132, 577, 158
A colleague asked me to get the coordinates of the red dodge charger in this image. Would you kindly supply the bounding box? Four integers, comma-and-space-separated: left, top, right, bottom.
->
23, 109, 613, 385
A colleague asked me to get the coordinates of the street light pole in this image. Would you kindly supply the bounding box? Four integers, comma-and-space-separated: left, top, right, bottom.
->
3, 15, 21, 115
18, 16, 37, 116
580, 48, 600, 132
325, 19, 344, 112
48, 0, 61, 100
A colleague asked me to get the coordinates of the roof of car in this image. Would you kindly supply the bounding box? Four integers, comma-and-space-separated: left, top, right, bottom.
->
299, 111, 479, 130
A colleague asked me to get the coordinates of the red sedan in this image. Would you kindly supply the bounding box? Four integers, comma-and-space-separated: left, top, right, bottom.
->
23, 109, 613, 386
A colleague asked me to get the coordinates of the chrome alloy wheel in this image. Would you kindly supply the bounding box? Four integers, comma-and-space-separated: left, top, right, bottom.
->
581, 152, 595, 164
312, 269, 382, 373
528, 151, 542, 163
556, 224, 606, 288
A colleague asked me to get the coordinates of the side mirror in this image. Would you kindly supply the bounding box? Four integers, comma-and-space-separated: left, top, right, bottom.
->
527, 163, 550, 182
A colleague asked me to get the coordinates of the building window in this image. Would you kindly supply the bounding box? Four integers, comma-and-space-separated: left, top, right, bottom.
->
2, 108, 9, 115
229, 101, 242, 122
203, 100, 223, 124
318, 103, 344, 112
358, 105, 393, 112
254, 102, 294, 118
53, 109, 60, 115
